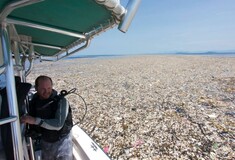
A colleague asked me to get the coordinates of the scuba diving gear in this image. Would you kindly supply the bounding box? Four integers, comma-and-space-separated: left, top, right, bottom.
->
28, 89, 74, 142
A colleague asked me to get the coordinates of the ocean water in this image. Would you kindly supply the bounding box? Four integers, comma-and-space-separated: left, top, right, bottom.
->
65, 52, 235, 60
65, 54, 127, 60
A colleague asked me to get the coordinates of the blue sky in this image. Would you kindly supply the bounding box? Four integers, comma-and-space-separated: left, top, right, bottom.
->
79, 0, 235, 55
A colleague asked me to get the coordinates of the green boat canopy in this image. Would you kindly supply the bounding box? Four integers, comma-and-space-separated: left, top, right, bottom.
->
0, 0, 141, 60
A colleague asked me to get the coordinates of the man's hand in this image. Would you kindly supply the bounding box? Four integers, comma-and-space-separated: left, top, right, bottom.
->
20, 115, 36, 125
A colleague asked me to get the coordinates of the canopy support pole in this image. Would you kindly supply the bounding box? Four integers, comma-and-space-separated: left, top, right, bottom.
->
25, 44, 34, 77
118, 0, 141, 33
61, 39, 91, 60
7, 18, 86, 39
1, 22, 24, 160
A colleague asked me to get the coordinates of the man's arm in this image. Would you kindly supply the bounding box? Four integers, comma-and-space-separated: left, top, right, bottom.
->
21, 98, 69, 130
38, 98, 69, 130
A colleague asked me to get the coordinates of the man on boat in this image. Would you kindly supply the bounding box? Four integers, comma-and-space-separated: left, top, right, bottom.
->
21, 75, 73, 160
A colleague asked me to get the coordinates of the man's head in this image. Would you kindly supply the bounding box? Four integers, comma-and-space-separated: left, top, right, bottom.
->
35, 75, 53, 100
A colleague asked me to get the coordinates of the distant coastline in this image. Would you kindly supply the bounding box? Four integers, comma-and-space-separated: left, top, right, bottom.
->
65, 51, 235, 60
174, 51, 235, 57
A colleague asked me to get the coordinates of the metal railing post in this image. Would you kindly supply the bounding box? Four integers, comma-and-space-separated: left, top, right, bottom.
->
118, 0, 141, 33
1, 22, 24, 160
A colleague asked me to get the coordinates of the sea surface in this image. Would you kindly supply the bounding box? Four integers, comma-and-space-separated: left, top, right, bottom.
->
65, 52, 235, 60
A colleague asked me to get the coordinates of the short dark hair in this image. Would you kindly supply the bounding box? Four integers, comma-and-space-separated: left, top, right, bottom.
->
35, 75, 53, 89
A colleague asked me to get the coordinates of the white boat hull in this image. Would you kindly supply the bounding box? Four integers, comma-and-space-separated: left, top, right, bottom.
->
72, 125, 111, 160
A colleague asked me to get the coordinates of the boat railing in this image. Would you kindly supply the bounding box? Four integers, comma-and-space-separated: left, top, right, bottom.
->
0, 24, 25, 159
